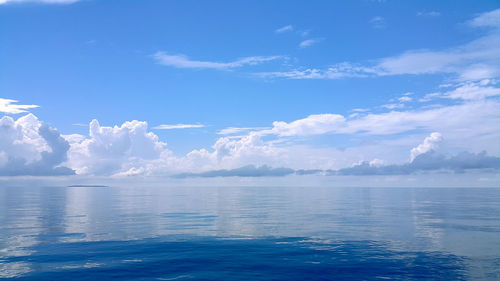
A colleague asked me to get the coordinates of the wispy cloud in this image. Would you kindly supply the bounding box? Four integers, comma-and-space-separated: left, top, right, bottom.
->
217, 127, 270, 135
250, 82, 500, 138
257, 62, 377, 79
381, 103, 405, 110
260, 10, 500, 81
468, 9, 500, 28
299, 38, 323, 48
153, 52, 282, 70
153, 124, 205, 130
370, 16, 386, 29
275, 25, 294, 33
0, 0, 80, 4
0, 98, 39, 114
398, 96, 413, 102
417, 11, 441, 17
421, 81, 500, 101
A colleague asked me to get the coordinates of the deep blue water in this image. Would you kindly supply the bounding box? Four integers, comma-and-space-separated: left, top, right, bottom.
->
1, 185, 500, 280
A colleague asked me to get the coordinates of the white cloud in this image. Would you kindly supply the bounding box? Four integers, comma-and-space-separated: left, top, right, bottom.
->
172, 134, 277, 173
421, 80, 500, 101
3, 80, 500, 177
410, 132, 442, 161
0, 0, 79, 4
153, 52, 282, 70
0, 98, 39, 114
261, 9, 500, 81
469, 9, 500, 28
398, 96, 413, 102
351, 108, 369, 112
381, 103, 405, 110
298, 30, 310, 37
299, 38, 322, 48
442, 81, 500, 100
250, 84, 500, 154
258, 62, 377, 79
153, 124, 204, 130
0, 114, 74, 176
270, 114, 346, 137
174, 165, 295, 178
65, 119, 169, 175
372, 32, 500, 78
275, 25, 294, 33
337, 150, 500, 175
217, 127, 270, 135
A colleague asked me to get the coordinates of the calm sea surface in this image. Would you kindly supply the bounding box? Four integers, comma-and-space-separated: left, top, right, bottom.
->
1, 185, 499, 280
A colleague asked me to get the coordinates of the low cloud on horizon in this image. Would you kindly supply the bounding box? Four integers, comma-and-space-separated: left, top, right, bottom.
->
171, 150, 500, 179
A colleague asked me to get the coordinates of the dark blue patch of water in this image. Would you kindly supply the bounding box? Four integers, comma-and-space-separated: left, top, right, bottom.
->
5, 236, 468, 281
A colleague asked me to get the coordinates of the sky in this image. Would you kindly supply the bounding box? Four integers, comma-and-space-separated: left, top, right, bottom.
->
1, 0, 500, 186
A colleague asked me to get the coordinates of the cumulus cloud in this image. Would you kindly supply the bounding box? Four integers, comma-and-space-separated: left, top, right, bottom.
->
0, 0, 80, 4
65, 119, 168, 175
153, 52, 282, 70
0, 98, 39, 114
2, 112, 500, 178
0, 114, 74, 176
410, 132, 442, 161
3, 77, 500, 177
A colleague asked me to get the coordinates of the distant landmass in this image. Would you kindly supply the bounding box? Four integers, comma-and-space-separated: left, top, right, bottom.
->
67, 184, 109, 188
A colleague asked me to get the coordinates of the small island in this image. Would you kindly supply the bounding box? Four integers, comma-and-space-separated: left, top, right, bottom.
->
67, 184, 109, 188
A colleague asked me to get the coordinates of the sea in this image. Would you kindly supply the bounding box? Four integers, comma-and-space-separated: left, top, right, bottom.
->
1, 185, 499, 280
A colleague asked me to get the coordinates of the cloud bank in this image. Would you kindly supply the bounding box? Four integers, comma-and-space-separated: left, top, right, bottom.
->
174, 165, 295, 178
2, 10, 500, 180
336, 151, 500, 176
173, 150, 500, 178
3, 76, 500, 178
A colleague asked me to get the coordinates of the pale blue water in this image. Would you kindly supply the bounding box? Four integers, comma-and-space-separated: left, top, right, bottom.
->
1, 185, 500, 280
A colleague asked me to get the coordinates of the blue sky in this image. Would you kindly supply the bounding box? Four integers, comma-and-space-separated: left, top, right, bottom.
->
1, 0, 500, 185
